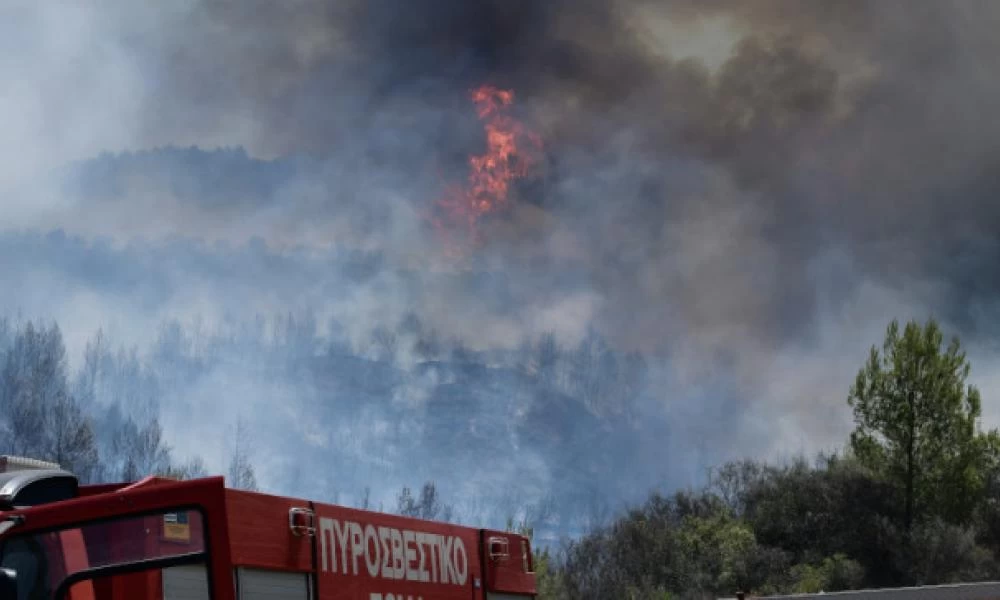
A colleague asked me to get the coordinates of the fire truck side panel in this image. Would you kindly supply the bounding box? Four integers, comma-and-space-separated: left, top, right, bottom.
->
60, 529, 96, 600
224, 490, 313, 572
109, 511, 209, 600
162, 565, 210, 600
235, 567, 311, 600
478, 530, 536, 596
0, 465, 537, 600
5, 475, 238, 600
312, 501, 485, 600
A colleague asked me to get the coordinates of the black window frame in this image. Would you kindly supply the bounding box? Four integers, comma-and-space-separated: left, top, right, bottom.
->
54, 551, 209, 600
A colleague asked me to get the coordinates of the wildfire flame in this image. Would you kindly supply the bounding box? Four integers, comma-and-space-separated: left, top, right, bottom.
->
432, 85, 543, 254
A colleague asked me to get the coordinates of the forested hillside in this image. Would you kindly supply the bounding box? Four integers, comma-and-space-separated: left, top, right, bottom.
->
0, 302, 659, 541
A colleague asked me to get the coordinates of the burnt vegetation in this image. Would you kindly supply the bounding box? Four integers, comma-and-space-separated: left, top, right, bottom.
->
0, 301, 651, 530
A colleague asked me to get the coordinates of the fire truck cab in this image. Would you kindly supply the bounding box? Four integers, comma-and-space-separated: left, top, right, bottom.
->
0, 456, 537, 600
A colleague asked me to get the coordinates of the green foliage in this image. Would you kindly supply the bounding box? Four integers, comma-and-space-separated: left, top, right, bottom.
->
552, 448, 1000, 596
789, 554, 865, 593
504, 518, 567, 600
675, 510, 757, 593
622, 584, 672, 600
742, 454, 903, 585
543, 318, 1000, 596
847, 318, 991, 535
904, 518, 998, 585
534, 546, 568, 600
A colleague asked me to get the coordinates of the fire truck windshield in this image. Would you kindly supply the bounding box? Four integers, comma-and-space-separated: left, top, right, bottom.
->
0, 508, 207, 600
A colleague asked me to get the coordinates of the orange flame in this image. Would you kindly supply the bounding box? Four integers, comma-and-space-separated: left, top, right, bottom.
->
432, 85, 542, 254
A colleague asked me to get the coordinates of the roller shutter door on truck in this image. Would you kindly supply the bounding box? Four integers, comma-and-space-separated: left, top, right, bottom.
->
236, 567, 311, 600
162, 564, 210, 600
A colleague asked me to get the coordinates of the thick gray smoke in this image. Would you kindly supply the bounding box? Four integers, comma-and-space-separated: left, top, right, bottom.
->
3, 0, 1000, 539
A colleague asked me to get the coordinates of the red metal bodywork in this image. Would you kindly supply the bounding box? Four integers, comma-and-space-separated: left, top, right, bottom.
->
0, 476, 537, 600
1, 476, 234, 600
312, 499, 483, 600
480, 528, 535, 594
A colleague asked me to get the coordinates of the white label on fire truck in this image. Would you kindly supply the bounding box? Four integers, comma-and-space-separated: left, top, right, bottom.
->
319, 518, 469, 587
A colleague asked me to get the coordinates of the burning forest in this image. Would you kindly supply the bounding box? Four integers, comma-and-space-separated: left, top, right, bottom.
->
3, 0, 1000, 595
430, 84, 544, 256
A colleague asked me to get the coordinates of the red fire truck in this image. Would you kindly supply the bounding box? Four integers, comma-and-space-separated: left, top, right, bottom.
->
0, 456, 537, 600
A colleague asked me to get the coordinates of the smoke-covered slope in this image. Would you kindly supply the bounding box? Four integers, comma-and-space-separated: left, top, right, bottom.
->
4, 0, 1000, 546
